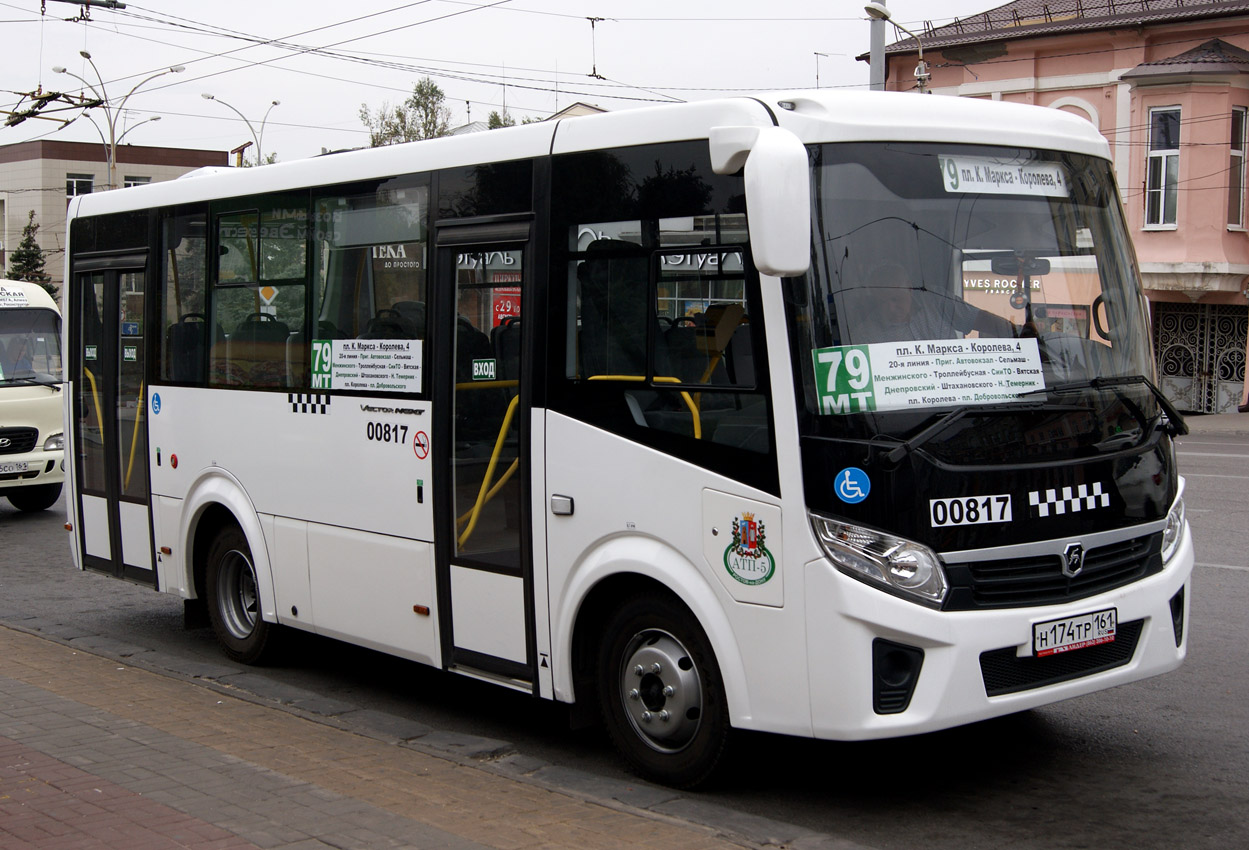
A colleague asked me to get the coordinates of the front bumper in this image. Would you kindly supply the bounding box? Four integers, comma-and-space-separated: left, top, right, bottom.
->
803, 521, 1192, 740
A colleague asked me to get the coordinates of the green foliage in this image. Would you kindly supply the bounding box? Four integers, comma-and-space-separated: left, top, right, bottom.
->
241, 151, 280, 168
7, 211, 56, 299
487, 110, 516, 129
360, 77, 452, 146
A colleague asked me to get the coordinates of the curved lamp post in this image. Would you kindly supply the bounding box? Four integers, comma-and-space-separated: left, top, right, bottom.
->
864, 2, 930, 94
53, 51, 184, 188
201, 94, 280, 165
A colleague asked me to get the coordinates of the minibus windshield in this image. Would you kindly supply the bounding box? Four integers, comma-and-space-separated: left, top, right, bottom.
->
0, 307, 62, 384
786, 142, 1161, 460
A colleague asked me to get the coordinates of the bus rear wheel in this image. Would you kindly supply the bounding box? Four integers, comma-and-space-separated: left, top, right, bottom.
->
597, 593, 730, 788
6, 483, 62, 512
205, 524, 274, 665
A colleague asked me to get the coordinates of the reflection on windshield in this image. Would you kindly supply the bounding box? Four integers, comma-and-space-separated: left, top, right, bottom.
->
786, 142, 1159, 457
0, 308, 63, 383
792, 144, 1153, 405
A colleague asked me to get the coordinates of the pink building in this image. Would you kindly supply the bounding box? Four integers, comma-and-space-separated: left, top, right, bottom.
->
875, 0, 1249, 413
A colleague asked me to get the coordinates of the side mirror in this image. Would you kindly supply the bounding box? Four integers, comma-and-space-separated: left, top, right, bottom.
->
710, 126, 811, 278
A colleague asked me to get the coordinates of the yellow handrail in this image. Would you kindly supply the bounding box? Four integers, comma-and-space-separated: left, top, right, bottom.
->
124, 380, 144, 492
457, 393, 520, 548
587, 374, 702, 439
83, 367, 104, 440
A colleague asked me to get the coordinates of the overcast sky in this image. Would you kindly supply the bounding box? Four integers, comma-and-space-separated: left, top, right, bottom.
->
3, 0, 995, 162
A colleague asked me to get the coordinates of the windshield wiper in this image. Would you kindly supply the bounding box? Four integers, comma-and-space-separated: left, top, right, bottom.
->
0, 375, 62, 391
1015, 374, 1187, 437
882, 400, 1054, 464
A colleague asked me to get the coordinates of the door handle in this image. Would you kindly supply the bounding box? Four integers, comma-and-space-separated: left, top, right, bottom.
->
550, 494, 574, 516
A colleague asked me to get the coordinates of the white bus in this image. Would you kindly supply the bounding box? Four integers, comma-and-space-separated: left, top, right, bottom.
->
63, 91, 1193, 787
1, 279, 64, 511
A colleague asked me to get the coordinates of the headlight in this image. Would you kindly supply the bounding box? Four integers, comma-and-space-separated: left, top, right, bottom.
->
43, 433, 64, 451
811, 513, 948, 607
1161, 491, 1186, 563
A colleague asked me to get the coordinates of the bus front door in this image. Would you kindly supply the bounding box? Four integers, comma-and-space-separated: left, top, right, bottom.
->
71, 264, 156, 584
434, 232, 536, 689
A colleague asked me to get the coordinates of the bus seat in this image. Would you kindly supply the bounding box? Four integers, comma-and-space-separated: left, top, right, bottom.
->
359, 308, 416, 339
392, 301, 426, 338
214, 313, 291, 387
492, 316, 521, 381
166, 313, 221, 383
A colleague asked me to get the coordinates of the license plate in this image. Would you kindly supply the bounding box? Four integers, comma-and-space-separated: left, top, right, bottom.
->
0, 461, 29, 475
1033, 608, 1116, 657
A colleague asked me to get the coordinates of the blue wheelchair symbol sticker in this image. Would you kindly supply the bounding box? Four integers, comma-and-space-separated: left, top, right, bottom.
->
835, 467, 870, 504
151, 393, 162, 415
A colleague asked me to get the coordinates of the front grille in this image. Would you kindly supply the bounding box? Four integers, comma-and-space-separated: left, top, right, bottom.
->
980, 619, 1143, 696
0, 427, 39, 455
944, 533, 1163, 611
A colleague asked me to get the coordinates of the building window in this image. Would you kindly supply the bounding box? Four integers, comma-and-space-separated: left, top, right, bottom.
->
66, 173, 94, 197
1229, 107, 1245, 229
1146, 108, 1180, 227
123, 176, 151, 188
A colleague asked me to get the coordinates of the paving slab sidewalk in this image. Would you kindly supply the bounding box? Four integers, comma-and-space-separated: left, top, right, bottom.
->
0, 624, 819, 850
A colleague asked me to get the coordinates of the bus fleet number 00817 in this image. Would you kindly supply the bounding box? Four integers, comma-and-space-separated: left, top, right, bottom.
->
930, 494, 1012, 527
366, 421, 408, 445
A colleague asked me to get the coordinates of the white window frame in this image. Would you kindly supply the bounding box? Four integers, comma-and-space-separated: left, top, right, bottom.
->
1145, 107, 1180, 229
66, 173, 94, 198
123, 175, 152, 189
1229, 107, 1246, 230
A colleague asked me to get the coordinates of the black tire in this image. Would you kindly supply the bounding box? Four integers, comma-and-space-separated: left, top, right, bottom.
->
205, 523, 275, 664
6, 483, 62, 512
597, 593, 731, 788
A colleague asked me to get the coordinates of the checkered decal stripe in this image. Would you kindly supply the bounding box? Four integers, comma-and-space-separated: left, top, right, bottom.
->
1029, 482, 1110, 517
288, 393, 330, 414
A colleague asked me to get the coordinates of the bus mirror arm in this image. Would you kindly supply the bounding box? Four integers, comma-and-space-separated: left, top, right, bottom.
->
709, 125, 812, 278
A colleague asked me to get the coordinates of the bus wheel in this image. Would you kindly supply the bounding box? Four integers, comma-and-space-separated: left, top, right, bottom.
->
597, 594, 730, 788
205, 524, 273, 664
6, 483, 62, 512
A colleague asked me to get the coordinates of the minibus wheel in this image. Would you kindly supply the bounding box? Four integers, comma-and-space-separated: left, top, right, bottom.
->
205, 524, 273, 664
597, 593, 730, 788
6, 483, 62, 512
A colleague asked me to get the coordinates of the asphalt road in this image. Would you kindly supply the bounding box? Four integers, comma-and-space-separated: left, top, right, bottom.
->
1, 419, 1246, 849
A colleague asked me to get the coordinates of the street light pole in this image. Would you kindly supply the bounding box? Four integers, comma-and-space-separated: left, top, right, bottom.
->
814, 52, 829, 89
202, 94, 280, 165
864, 2, 930, 94
52, 52, 184, 188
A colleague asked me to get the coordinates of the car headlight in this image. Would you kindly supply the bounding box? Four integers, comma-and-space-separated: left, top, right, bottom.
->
811, 513, 948, 607
43, 433, 64, 452
1161, 487, 1186, 563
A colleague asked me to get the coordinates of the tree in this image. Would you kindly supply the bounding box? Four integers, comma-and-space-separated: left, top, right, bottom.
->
360, 77, 452, 146
241, 151, 279, 168
8, 211, 56, 299
487, 110, 515, 129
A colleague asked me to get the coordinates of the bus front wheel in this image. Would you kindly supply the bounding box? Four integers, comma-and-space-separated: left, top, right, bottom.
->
597, 593, 730, 788
205, 524, 274, 665
6, 483, 62, 512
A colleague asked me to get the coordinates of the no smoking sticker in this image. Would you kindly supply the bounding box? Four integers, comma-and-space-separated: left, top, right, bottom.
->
413, 430, 430, 459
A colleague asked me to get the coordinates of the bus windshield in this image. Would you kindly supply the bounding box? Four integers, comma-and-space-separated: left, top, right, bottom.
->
787, 142, 1159, 460
0, 306, 62, 384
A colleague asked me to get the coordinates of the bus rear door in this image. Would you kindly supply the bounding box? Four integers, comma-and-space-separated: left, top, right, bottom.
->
71, 260, 156, 584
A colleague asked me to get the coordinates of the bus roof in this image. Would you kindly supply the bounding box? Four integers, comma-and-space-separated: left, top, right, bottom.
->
68, 91, 1111, 221
0, 280, 59, 313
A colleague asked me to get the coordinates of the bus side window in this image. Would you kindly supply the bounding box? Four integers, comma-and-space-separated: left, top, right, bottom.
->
313, 182, 429, 378
208, 198, 308, 388
160, 211, 210, 384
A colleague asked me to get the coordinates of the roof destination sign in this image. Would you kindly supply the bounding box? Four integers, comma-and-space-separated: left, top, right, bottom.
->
940, 155, 1069, 198
311, 338, 423, 393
